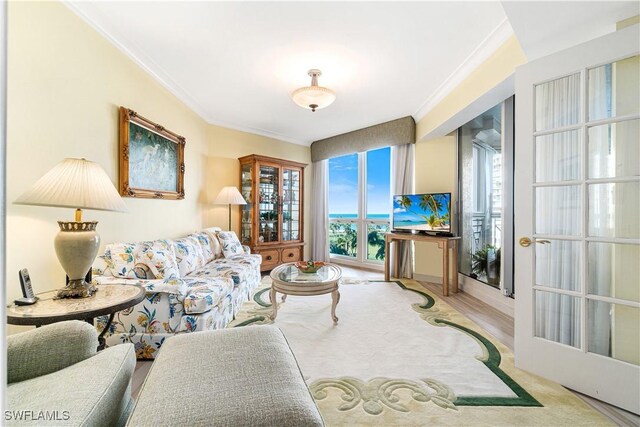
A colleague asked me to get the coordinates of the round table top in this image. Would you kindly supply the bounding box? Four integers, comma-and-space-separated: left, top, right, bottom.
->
7, 284, 145, 326
270, 262, 342, 287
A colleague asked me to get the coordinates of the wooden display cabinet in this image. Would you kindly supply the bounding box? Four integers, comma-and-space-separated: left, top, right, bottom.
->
238, 154, 306, 271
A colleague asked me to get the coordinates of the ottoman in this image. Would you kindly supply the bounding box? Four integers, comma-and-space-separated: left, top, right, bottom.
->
127, 325, 324, 426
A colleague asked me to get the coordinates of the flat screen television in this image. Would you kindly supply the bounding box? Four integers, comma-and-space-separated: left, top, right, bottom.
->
392, 193, 452, 233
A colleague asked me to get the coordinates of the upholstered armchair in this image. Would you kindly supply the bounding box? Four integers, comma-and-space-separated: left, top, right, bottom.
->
6, 321, 136, 426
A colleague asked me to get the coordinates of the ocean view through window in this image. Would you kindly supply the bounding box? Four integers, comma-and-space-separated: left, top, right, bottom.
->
328, 147, 390, 265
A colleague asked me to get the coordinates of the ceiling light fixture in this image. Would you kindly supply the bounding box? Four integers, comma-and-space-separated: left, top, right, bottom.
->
291, 69, 336, 112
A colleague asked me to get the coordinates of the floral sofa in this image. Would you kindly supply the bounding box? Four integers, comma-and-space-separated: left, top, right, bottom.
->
92, 227, 261, 359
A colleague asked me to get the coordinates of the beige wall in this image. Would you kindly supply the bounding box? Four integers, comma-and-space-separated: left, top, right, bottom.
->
5, 1, 311, 308
413, 134, 457, 279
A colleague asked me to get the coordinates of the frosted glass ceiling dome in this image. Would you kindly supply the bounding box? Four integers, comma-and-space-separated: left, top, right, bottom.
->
291, 69, 336, 112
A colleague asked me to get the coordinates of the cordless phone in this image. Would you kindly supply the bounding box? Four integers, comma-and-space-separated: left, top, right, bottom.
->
15, 268, 38, 306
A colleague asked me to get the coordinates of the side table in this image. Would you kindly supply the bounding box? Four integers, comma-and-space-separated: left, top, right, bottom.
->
7, 284, 145, 350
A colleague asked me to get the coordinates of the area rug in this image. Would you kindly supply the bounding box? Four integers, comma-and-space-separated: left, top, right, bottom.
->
229, 278, 611, 426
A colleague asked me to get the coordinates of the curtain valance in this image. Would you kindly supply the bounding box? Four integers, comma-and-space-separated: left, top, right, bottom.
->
310, 116, 415, 162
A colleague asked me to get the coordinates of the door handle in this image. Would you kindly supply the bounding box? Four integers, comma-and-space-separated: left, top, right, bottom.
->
519, 237, 551, 247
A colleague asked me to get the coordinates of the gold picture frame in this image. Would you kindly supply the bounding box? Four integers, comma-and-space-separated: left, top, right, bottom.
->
118, 107, 185, 199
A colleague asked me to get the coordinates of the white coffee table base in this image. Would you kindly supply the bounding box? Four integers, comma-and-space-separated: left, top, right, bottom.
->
269, 263, 343, 325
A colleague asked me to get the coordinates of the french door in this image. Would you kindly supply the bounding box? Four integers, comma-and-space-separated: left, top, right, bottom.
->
514, 25, 639, 413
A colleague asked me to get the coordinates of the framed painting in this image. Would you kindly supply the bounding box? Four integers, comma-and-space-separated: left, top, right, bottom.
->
119, 107, 185, 199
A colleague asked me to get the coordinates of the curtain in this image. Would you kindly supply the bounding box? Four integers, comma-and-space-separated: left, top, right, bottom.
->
391, 144, 415, 278
310, 160, 329, 261
534, 73, 582, 348
533, 71, 611, 351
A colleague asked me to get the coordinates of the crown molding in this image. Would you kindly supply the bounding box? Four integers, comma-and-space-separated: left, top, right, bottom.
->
62, 1, 308, 147
205, 117, 309, 146
413, 18, 514, 122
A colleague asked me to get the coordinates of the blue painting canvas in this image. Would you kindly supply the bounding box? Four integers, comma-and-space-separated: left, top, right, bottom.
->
128, 122, 178, 192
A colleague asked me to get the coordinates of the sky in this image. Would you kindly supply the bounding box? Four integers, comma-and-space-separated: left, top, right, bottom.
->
328, 147, 390, 216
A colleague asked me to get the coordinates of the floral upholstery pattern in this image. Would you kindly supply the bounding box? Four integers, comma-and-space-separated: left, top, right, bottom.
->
173, 236, 205, 277
105, 243, 138, 278
94, 228, 262, 359
192, 232, 215, 262
137, 240, 180, 279
217, 231, 244, 258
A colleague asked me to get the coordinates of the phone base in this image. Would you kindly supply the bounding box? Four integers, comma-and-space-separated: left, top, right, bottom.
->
14, 297, 39, 306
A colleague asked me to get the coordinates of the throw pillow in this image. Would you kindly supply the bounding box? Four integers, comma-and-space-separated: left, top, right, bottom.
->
192, 233, 214, 263
218, 231, 244, 258
136, 240, 180, 279
133, 263, 156, 280
105, 242, 138, 278
203, 227, 223, 259
173, 236, 206, 277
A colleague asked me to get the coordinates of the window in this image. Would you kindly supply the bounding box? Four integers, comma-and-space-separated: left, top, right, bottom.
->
328, 147, 391, 266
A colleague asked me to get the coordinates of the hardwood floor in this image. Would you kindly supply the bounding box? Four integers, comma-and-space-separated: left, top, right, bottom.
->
131, 265, 639, 426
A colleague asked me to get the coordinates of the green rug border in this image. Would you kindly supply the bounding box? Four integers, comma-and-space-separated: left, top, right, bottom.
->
389, 280, 541, 408
237, 279, 541, 408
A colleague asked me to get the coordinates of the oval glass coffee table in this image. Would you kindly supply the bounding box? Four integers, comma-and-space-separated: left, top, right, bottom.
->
269, 262, 342, 324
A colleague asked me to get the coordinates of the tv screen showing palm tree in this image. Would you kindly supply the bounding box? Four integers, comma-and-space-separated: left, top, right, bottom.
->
393, 193, 451, 232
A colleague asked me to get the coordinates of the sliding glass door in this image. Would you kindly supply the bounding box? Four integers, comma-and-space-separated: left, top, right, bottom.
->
328, 147, 391, 267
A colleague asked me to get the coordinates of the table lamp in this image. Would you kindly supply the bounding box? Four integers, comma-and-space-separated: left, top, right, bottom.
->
14, 158, 127, 298
214, 186, 246, 230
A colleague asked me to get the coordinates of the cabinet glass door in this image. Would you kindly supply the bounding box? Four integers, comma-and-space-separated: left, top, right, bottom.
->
240, 163, 253, 245
282, 168, 301, 241
258, 165, 280, 243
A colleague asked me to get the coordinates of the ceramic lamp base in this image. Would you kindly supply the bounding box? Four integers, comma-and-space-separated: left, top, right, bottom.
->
54, 220, 100, 299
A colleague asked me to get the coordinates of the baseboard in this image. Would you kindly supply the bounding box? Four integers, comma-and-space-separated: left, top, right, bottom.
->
413, 273, 514, 317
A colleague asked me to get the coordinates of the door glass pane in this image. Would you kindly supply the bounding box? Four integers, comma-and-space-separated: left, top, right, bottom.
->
536, 130, 581, 182
588, 181, 640, 239
535, 186, 581, 235
535, 290, 581, 348
588, 242, 640, 303
366, 223, 390, 262
589, 55, 640, 121
588, 119, 640, 178
535, 73, 581, 131
329, 222, 357, 258
366, 147, 391, 220
282, 169, 300, 241
258, 165, 279, 243
329, 153, 358, 219
240, 164, 253, 244
458, 103, 504, 287
588, 300, 639, 365
536, 240, 581, 291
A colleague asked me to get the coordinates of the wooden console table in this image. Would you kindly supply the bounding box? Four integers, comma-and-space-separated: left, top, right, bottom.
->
384, 233, 460, 296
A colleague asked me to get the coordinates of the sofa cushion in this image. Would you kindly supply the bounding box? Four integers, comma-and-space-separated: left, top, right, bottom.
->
137, 240, 179, 279
173, 236, 205, 277
182, 277, 234, 315
192, 232, 215, 263
127, 326, 324, 427
218, 231, 244, 258
105, 242, 138, 278
187, 258, 252, 286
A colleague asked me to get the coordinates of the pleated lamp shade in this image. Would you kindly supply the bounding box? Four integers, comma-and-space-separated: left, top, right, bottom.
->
214, 186, 247, 205
15, 158, 127, 212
